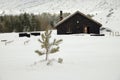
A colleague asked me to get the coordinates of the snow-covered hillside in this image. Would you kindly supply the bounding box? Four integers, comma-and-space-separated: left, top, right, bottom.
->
0, 0, 120, 32
0, 31, 120, 80
0, 0, 120, 14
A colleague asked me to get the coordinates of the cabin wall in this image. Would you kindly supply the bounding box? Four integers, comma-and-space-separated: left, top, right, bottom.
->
57, 13, 101, 34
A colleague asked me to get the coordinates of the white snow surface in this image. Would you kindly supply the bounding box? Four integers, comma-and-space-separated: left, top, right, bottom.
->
0, 0, 120, 79
0, 31, 120, 80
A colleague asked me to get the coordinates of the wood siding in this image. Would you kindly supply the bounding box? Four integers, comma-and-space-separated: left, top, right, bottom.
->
56, 12, 101, 34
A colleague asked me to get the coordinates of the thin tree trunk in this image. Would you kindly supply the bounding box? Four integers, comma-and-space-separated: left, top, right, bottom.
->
45, 49, 48, 61
46, 53, 48, 61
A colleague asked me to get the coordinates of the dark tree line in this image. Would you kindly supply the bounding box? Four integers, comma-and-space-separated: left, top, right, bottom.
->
0, 12, 70, 33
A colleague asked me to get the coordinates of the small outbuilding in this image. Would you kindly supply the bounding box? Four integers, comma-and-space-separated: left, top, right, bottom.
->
55, 11, 102, 34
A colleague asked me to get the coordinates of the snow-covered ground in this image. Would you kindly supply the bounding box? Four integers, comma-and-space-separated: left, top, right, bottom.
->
0, 31, 120, 80
0, 0, 120, 79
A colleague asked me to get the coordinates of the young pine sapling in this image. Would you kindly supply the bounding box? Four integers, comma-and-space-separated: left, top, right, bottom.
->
35, 29, 62, 61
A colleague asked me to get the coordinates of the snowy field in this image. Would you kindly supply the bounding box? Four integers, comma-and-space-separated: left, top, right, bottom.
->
0, 31, 120, 80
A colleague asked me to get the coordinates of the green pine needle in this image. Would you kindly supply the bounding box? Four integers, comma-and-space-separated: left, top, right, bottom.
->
35, 50, 45, 56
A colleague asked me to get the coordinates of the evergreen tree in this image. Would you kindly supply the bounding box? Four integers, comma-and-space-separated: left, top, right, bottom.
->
35, 29, 63, 61
30, 14, 38, 31
14, 16, 22, 32
4, 15, 13, 32
22, 13, 31, 32
0, 23, 4, 32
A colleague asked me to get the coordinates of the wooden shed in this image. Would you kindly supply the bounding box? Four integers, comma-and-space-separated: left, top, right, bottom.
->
55, 11, 102, 34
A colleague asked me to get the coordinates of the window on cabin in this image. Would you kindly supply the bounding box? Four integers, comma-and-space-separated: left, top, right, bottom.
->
76, 20, 80, 29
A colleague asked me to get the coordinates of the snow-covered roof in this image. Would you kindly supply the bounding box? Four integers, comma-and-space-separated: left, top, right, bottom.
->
55, 11, 102, 27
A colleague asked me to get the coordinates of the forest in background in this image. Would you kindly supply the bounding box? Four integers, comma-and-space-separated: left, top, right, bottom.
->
0, 12, 70, 33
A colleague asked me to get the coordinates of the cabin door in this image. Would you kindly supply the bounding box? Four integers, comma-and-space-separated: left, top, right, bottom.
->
83, 26, 89, 33
66, 25, 72, 34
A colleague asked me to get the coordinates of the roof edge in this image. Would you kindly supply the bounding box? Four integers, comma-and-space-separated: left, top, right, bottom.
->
55, 11, 102, 27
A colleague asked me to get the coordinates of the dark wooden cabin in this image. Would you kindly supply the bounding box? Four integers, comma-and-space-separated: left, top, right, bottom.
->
55, 11, 102, 34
